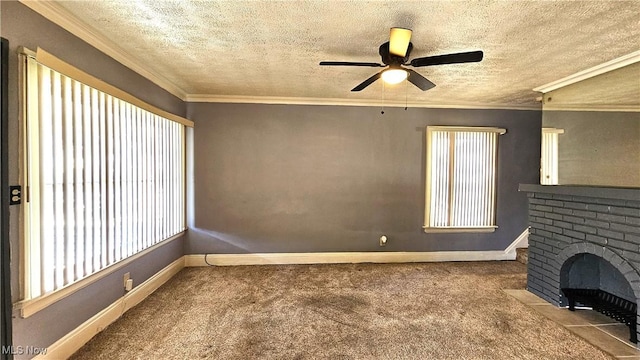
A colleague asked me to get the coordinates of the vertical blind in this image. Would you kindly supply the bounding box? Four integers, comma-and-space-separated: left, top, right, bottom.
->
541, 128, 562, 185
425, 127, 504, 229
24, 55, 185, 300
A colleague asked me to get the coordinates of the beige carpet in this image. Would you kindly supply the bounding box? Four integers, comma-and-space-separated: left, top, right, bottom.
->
71, 261, 611, 359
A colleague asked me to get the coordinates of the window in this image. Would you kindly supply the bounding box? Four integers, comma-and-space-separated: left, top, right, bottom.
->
424, 126, 505, 232
540, 128, 564, 185
22, 49, 190, 303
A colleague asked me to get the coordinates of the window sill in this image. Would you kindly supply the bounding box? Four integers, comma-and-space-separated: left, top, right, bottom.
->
13, 231, 185, 318
422, 226, 497, 233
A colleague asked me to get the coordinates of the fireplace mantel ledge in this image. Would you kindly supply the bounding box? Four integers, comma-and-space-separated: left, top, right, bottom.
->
518, 184, 640, 201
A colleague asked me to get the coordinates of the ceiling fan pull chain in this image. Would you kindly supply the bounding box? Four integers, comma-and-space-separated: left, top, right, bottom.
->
405, 78, 408, 110
381, 81, 385, 115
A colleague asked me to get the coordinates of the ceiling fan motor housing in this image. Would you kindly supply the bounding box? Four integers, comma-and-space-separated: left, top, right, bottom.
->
379, 41, 412, 66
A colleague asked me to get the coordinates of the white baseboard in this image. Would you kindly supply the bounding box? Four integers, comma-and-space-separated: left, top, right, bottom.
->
185, 228, 530, 266
184, 251, 508, 266
35, 257, 185, 360
185, 249, 510, 267
503, 227, 530, 258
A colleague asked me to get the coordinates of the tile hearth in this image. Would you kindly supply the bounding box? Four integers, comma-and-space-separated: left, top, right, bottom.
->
505, 289, 640, 359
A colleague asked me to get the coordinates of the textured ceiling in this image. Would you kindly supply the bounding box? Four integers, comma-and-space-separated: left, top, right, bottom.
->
49, 1, 640, 108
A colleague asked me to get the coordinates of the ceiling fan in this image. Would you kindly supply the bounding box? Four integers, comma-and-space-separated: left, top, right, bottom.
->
319, 28, 483, 92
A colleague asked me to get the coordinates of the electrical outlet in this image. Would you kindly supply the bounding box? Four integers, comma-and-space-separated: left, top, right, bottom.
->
125, 278, 133, 291
379, 235, 387, 247
9, 185, 22, 205
123, 272, 130, 289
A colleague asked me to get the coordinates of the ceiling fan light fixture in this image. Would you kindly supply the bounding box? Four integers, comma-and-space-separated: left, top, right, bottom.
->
381, 68, 407, 84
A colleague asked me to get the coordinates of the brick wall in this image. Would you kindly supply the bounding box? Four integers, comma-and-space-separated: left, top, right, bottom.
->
519, 185, 640, 306
527, 187, 640, 305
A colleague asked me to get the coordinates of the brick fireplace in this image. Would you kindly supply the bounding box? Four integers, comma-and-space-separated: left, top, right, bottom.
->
519, 184, 640, 343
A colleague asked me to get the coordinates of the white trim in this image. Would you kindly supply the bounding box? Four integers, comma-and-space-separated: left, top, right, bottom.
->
184, 94, 541, 111
185, 229, 530, 266
503, 228, 530, 258
15, 232, 185, 318
422, 227, 497, 233
184, 252, 513, 266
533, 50, 640, 93
185, 249, 521, 267
424, 126, 506, 134
33, 257, 185, 360
18, 0, 187, 100
539, 104, 640, 112
542, 128, 565, 135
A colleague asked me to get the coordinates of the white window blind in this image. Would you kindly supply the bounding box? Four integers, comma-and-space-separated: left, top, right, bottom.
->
424, 126, 505, 231
541, 128, 563, 185
23, 54, 186, 300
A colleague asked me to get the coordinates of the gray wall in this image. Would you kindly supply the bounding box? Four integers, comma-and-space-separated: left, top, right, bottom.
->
187, 103, 541, 254
1, 1, 186, 357
543, 111, 640, 187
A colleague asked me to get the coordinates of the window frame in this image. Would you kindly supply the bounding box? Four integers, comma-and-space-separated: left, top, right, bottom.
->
423, 126, 506, 233
17, 47, 193, 317
540, 127, 564, 185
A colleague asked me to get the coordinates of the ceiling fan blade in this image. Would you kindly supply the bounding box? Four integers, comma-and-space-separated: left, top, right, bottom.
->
389, 27, 412, 57
410, 50, 484, 67
351, 71, 383, 92
406, 69, 436, 91
320, 61, 384, 67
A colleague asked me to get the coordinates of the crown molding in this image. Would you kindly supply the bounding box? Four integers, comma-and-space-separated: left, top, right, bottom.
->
533, 50, 640, 94
540, 104, 640, 112
185, 94, 541, 111
19, 0, 187, 100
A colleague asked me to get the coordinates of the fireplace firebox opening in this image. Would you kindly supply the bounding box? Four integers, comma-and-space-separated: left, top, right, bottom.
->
560, 253, 638, 343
